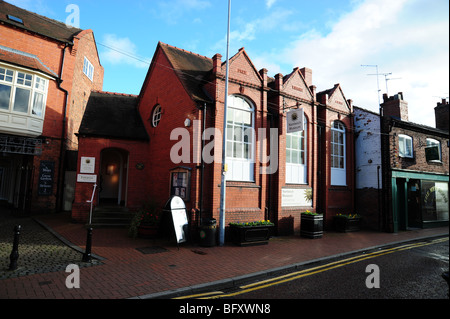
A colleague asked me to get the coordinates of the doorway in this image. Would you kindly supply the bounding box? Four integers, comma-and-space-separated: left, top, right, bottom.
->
99, 148, 129, 206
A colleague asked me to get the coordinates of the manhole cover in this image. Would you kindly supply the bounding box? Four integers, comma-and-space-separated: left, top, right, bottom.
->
136, 246, 169, 255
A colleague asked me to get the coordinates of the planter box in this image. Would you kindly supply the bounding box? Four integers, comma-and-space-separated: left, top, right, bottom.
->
334, 217, 361, 232
300, 214, 323, 239
138, 224, 159, 238
229, 225, 274, 246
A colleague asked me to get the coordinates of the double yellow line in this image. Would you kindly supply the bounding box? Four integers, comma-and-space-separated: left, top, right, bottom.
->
175, 237, 448, 299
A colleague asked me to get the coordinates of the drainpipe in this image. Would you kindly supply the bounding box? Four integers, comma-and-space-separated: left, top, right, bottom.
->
199, 102, 207, 226
55, 43, 70, 212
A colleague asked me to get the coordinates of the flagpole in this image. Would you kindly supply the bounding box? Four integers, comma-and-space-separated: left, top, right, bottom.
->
219, 0, 231, 246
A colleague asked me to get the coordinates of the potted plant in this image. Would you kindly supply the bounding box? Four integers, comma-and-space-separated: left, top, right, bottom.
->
300, 210, 323, 239
333, 213, 361, 232
129, 200, 160, 238
229, 220, 275, 246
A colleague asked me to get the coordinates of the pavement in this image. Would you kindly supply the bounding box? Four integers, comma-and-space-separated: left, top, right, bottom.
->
0, 210, 448, 299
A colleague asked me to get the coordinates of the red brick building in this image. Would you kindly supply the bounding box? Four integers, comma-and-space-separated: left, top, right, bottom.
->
73, 42, 355, 236
0, 1, 103, 214
355, 93, 449, 232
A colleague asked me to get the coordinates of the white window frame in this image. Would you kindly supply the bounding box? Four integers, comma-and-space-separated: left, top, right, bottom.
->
286, 117, 307, 184
426, 138, 442, 162
331, 121, 346, 186
225, 95, 255, 182
0, 65, 48, 118
398, 134, 413, 158
151, 104, 162, 127
83, 57, 94, 81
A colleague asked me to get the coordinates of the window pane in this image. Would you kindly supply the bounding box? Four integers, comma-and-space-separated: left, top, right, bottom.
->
32, 92, 44, 116
226, 124, 233, 141
234, 109, 243, 123
339, 144, 344, 157
242, 111, 251, 126
338, 132, 344, 144
339, 157, 344, 168
233, 127, 242, 142
243, 127, 252, 143
292, 135, 299, 150
405, 139, 412, 156
226, 141, 233, 157
234, 142, 243, 158
35, 77, 46, 91
286, 149, 291, 163
292, 150, 299, 164
0, 68, 13, 82
300, 151, 305, 165
17, 72, 32, 86
244, 143, 250, 159
0, 84, 11, 110
286, 135, 291, 149
13, 87, 30, 113
227, 108, 234, 123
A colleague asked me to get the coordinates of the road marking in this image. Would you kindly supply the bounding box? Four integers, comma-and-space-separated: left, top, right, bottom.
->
187, 238, 449, 299
173, 291, 224, 299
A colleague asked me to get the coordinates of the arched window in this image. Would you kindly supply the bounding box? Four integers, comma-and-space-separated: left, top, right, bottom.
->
331, 121, 346, 186
286, 116, 307, 184
225, 95, 254, 181
151, 104, 162, 127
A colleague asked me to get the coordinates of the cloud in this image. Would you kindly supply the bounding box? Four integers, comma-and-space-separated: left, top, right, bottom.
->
154, 0, 211, 25
266, 0, 277, 9
100, 34, 150, 69
272, 0, 449, 127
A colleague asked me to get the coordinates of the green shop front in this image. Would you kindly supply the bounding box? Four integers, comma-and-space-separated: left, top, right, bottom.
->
391, 169, 449, 232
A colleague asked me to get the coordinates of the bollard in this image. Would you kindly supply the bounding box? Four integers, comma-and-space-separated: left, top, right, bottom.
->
9, 225, 21, 271
82, 227, 93, 263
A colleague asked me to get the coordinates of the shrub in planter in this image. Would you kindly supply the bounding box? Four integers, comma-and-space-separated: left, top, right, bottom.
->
229, 220, 275, 246
333, 213, 361, 232
128, 200, 161, 238
300, 211, 323, 239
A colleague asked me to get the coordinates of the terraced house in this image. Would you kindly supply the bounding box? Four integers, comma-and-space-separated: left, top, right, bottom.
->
0, 1, 103, 214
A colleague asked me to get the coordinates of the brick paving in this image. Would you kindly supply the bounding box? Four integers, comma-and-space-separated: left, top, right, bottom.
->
0, 211, 448, 299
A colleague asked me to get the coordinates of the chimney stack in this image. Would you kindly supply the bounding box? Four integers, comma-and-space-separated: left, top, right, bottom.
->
435, 98, 449, 131
381, 92, 408, 121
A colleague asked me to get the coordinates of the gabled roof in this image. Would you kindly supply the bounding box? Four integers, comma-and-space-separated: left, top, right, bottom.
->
0, 45, 57, 78
159, 42, 213, 103
317, 83, 351, 112
0, 0, 82, 44
78, 92, 149, 141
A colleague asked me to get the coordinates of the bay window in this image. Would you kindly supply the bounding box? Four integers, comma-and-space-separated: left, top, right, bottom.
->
0, 65, 49, 137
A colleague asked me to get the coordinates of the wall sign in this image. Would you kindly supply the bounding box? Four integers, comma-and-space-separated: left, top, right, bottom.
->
77, 174, 97, 183
80, 157, 95, 174
281, 188, 312, 207
38, 161, 54, 196
286, 108, 304, 133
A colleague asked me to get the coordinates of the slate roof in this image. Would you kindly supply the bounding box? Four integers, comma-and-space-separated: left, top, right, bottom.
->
0, 0, 82, 43
159, 42, 213, 103
0, 45, 58, 78
78, 92, 149, 141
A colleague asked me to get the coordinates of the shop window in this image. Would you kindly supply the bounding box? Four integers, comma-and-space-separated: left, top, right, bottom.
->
331, 121, 346, 186
286, 117, 307, 184
170, 168, 191, 200
398, 134, 413, 158
421, 181, 449, 222
425, 138, 441, 162
225, 95, 254, 182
